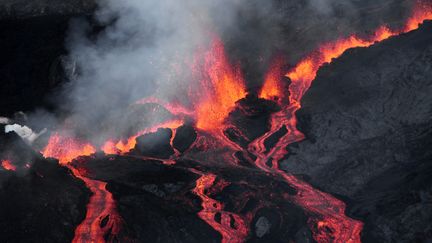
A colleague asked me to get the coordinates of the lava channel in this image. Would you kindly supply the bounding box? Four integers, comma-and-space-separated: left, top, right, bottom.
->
42, 134, 122, 243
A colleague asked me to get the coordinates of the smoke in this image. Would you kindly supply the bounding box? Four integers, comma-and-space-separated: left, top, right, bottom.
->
28, 0, 413, 145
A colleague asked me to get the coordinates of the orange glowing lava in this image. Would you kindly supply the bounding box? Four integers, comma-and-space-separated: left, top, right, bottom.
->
250, 3, 432, 243
101, 119, 184, 155
193, 172, 248, 243
259, 56, 286, 101
70, 166, 122, 243
1, 160, 16, 171
192, 38, 247, 131
42, 133, 96, 165
286, 3, 432, 105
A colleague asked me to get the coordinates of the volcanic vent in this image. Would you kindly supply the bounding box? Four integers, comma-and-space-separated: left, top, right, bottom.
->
1, 0, 432, 243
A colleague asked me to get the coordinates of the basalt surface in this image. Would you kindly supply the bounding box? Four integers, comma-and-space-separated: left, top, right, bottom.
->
281, 21, 432, 242
0, 132, 90, 243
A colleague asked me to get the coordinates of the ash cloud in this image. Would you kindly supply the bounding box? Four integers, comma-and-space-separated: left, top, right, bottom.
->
28, 0, 414, 145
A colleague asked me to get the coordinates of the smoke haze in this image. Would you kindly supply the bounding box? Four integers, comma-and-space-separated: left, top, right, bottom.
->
29, 0, 414, 144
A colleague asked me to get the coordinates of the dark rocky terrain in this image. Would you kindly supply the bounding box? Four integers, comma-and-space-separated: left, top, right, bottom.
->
73, 154, 311, 242
281, 21, 432, 242
0, 0, 95, 116
0, 0, 95, 19
0, 132, 90, 243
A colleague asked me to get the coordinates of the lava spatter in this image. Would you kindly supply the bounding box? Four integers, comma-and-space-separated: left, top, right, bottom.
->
191, 38, 247, 132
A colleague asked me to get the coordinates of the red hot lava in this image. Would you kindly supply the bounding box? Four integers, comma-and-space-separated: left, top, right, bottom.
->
191, 38, 247, 131
42, 133, 96, 165
253, 3, 432, 242
101, 119, 184, 155
42, 134, 121, 243
69, 166, 122, 243
193, 172, 248, 243
1, 160, 16, 171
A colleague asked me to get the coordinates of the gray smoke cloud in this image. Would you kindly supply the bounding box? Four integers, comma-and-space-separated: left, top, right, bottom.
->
29, 0, 413, 146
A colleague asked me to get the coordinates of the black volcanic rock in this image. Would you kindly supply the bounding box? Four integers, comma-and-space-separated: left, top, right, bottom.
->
229, 94, 280, 141
173, 124, 197, 153
0, 15, 85, 116
80, 156, 312, 243
281, 21, 432, 242
77, 156, 222, 243
0, 128, 90, 242
135, 128, 175, 159
0, 158, 90, 243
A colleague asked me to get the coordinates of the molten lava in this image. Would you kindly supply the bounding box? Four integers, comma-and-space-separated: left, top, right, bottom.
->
251, 3, 432, 242
42, 133, 96, 165
101, 119, 184, 155
192, 172, 248, 243
42, 134, 122, 243
284, 2, 432, 105
192, 38, 247, 131
1, 160, 16, 171
259, 56, 286, 101
70, 166, 122, 243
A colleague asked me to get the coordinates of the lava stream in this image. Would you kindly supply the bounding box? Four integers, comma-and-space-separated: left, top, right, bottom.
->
70, 167, 122, 243
192, 171, 248, 243
251, 3, 432, 242
42, 135, 121, 243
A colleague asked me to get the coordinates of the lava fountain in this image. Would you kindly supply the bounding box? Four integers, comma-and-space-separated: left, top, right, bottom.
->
191, 38, 247, 132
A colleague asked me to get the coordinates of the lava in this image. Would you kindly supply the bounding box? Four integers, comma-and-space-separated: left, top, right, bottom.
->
259, 56, 286, 102
41, 134, 122, 243
251, 3, 432, 242
191, 38, 247, 131
42, 133, 96, 165
192, 172, 248, 243
284, 2, 432, 105
1, 160, 16, 171
70, 166, 122, 243
101, 119, 184, 155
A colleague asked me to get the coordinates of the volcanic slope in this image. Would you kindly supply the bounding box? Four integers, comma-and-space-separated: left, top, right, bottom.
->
281, 21, 432, 242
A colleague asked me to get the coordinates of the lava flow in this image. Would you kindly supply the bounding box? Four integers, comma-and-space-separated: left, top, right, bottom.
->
42, 134, 121, 243
251, 3, 432, 242
69, 166, 122, 243
192, 171, 248, 243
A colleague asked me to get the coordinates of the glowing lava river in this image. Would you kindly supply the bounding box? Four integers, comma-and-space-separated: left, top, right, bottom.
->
38, 3, 432, 242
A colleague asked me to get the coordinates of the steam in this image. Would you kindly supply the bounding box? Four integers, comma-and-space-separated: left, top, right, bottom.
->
29, 0, 414, 145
